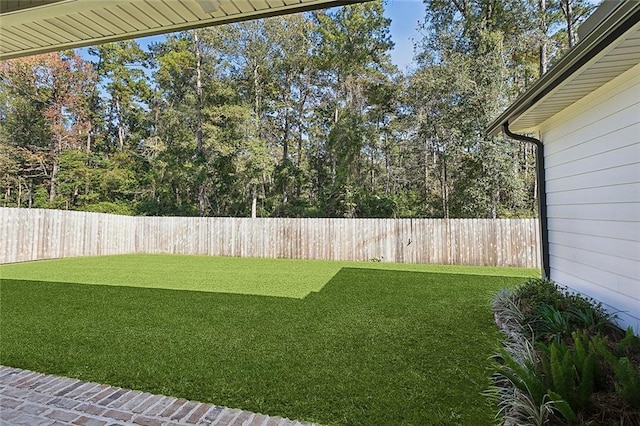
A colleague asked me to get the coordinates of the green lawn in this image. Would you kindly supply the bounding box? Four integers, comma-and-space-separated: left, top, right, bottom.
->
0, 254, 537, 298
0, 255, 537, 425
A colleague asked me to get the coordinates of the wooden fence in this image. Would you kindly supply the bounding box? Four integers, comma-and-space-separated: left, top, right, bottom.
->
0, 208, 541, 267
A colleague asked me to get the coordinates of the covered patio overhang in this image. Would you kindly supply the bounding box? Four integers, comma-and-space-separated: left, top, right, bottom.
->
0, 0, 370, 60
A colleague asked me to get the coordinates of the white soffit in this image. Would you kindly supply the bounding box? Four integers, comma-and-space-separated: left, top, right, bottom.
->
510, 20, 640, 133
0, 0, 365, 60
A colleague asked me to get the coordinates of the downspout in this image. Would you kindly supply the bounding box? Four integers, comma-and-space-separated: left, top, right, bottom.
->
502, 122, 550, 279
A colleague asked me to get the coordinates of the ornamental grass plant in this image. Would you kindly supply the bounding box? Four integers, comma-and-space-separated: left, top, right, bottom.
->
489, 279, 640, 425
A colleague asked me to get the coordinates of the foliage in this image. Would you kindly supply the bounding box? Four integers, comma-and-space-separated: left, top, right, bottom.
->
493, 331, 601, 423
490, 280, 640, 425
615, 326, 640, 358
0, 0, 588, 218
0, 52, 95, 206
608, 357, 640, 405
513, 277, 563, 308
532, 304, 572, 344
492, 288, 526, 338
82, 202, 135, 216
495, 344, 547, 408
513, 278, 619, 343
591, 330, 640, 406
539, 332, 598, 413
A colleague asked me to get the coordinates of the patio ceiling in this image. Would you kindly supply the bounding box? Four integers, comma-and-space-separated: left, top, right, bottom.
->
0, 0, 368, 60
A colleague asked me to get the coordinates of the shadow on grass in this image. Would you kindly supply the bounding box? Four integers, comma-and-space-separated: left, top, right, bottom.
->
1, 268, 523, 425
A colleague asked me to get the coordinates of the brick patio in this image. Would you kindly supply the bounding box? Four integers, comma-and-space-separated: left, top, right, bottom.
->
0, 366, 317, 426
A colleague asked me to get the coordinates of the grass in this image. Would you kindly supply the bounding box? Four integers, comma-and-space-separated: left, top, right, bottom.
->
0, 254, 537, 298
0, 255, 537, 425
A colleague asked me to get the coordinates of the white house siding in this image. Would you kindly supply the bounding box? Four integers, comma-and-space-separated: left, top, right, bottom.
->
539, 62, 640, 333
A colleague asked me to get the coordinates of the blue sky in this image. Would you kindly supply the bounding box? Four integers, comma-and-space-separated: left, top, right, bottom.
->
84, 0, 605, 72
385, 0, 426, 72
99, 0, 427, 72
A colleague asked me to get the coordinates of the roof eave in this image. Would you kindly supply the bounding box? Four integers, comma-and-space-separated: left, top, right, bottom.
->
487, 1, 640, 136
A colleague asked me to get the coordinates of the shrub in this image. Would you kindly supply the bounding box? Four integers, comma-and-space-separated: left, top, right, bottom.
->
531, 304, 572, 343
537, 332, 599, 414
492, 288, 526, 338
514, 278, 619, 340
490, 336, 553, 425
591, 330, 640, 406
614, 326, 640, 358
513, 278, 562, 311
491, 337, 584, 424
611, 357, 640, 405
82, 201, 135, 215
567, 305, 614, 335
490, 279, 640, 425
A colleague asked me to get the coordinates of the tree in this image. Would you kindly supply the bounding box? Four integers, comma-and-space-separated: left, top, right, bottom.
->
311, 1, 395, 217
409, 1, 539, 218
88, 41, 151, 151
1, 1, 582, 219
556, 0, 595, 49
0, 52, 95, 207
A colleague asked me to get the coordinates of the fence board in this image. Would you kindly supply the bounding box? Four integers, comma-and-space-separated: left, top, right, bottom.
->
0, 208, 540, 268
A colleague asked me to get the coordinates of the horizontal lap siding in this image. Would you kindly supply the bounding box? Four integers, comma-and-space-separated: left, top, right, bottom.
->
540, 62, 640, 332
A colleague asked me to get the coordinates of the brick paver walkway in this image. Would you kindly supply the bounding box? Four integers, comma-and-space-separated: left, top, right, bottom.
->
0, 366, 317, 426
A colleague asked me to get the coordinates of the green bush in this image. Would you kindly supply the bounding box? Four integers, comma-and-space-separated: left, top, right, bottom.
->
495, 346, 546, 407
82, 201, 135, 215
538, 332, 599, 414
561, 292, 616, 334
611, 358, 640, 405
513, 278, 562, 310
591, 330, 640, 406
514, 279, 618, 340
614, 326, 640, 358
532, 304, 572, 343
490, 279, 640, 425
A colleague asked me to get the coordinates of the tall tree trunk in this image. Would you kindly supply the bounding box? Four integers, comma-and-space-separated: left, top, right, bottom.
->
384, 137, 390, 194
283, 112, 289, 162
4, 178, 9, 207
442, 157, 449, 219
491, 189, 498, 219
561, 0, 575, 48
253, 64, 261, 123
424, 138, 429, 196
251, 184, 257, 218
86, 126, 91, 153
539, 43, 548, 76
195, 29, 206, 217
115, 97, 125, 150
567, 2, 574, 48
539, 0, 549, 75
282, 72, 291, 163
85, 124, 92, 197
296, 87, 309, 170
261, 172, 267, 213
49, 134, 61, 203
281, 79, 291, 206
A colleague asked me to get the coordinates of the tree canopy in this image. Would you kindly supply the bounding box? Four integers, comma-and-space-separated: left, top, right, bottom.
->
0, 0, 593, 218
